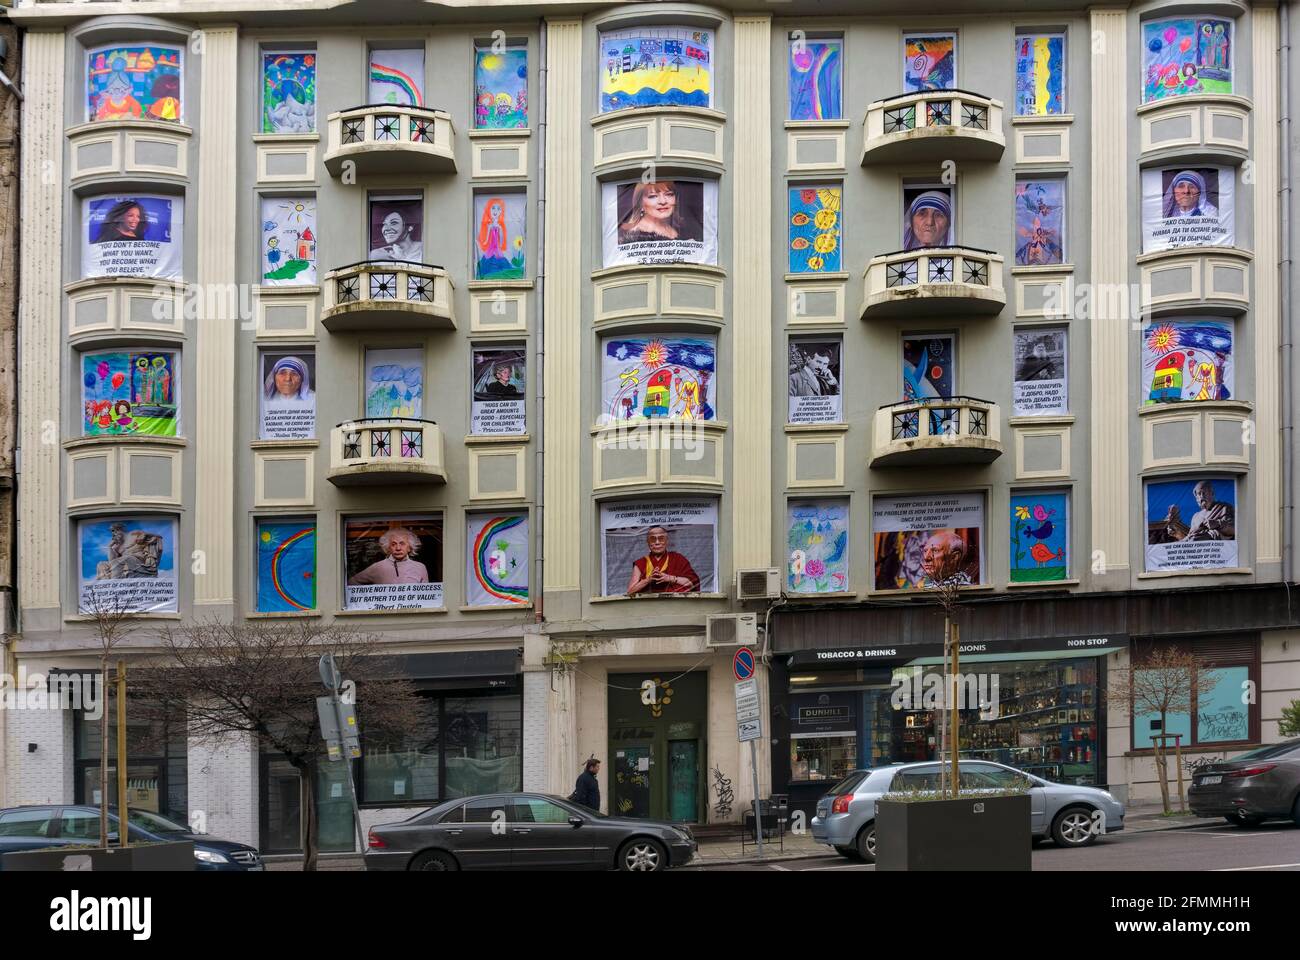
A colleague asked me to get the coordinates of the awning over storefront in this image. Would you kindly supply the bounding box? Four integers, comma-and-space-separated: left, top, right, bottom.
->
394, 649, 521, 689
786, 634, 1126, 669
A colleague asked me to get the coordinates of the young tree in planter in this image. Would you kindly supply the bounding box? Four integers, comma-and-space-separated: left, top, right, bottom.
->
136, 621, 425, 871
79, 589, 136, 849
1107, 647, 1221, 814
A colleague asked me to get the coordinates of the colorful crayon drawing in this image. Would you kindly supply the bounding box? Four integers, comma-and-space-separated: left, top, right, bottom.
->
1015, 180, 1065, 265
261, 197, 317, 285
601, 336, 716, 423
1142, 320, 1233, 405
87, 45, 183, 123
262, 50, 316, 133
474, 46, 528, 129
786, 499, 849, 595
257, 521, 317, 612
1011, 492, 1069, 583
365, 348, 424, 419
369, 48, 425, 106
788, 185, 842, 274
1142, 18, 1232, 103
788, 38, 842, 121
902, 335, 954, 401
474, 193, 526, 280
1014, 34, 1064, 115
904, 34, 955, 92
467, 514, 530, 606
600, 27, 713, 112
82, 351, 178, 438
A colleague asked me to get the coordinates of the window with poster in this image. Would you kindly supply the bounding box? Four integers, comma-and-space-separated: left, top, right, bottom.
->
1129, 638, 1259, 751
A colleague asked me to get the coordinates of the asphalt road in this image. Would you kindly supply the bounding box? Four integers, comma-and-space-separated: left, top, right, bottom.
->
680, 820, 1300, 871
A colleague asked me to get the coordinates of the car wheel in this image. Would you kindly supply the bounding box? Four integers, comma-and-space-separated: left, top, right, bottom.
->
1051, 807, 1098, 848
1225, 814, 1264, 827
618, 838, 667, 872
408, 849, 458, 872
834, 844, 860, 860
855, 822, 877, 864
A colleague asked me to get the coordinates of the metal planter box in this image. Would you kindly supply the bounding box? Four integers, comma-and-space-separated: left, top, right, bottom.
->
875, 795, 1031, 871
1, 841, 195, 872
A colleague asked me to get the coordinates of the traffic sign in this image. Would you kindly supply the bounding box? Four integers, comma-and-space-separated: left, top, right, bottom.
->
733, 647, 756, 681
738, 719, 762, 742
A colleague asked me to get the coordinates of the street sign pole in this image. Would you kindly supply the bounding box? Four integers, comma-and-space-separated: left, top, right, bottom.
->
733, 647, 764, 858
319, 655, 367, 855
750, 737, 763, 859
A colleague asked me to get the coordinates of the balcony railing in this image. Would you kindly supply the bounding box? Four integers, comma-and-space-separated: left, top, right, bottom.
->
328, 418, 446, 486
863, 90, 1005, 164
862, 246, 1005, 319
871, 397, 1003, 467
321, 260, 455, 332
324, 104, 456, 176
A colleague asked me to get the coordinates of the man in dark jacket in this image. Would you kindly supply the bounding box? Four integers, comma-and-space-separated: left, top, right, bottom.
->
571, 758, 601, 812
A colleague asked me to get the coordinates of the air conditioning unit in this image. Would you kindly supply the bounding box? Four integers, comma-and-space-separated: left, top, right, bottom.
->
735, 567, 781, 601
706, 613, 758, 648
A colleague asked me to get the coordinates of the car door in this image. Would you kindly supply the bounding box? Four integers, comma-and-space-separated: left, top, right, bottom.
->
967, 762, 1046, 835
0, 808, 61, 854
508, 797, 594, 869
456, 796, 514, 869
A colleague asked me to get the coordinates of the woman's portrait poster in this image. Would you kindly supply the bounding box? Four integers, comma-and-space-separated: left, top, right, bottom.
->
902, 186, 954, 250
1141, 167, 1234, 253
368, 194, 424, 263
471, 345, 526, 435
260, 351, 316, 440
82, 195, 183, 280
602, 179, 717, 268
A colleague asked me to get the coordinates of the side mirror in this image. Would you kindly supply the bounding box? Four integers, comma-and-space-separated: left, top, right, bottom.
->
568, 817, 584, 827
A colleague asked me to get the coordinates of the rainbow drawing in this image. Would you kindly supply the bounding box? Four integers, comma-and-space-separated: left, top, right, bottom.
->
369, 55, 424, 107
469, 515, 528, 605
258, 522, 316, 612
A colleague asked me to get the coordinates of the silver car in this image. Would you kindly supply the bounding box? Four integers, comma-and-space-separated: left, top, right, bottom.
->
811, 760, 1126, 863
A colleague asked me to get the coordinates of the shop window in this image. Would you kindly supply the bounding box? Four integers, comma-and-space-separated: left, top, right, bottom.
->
598, 25, 713, 113
367, 192, 424, 263
81, 348, 180, 439
444, 694, 523, 797
342, 513, 444, 611
1010, 489, 1070, 583
788, 184, 842, 274
788, 35, 843, 121
261, 196, 317, 286
785, 498, 849, 595
473, 191, 526, 281
1131, 639, 1256, 749
75, 699, 188, 824
1144, 477, 1238, 573
76, 515, 179, 614
903, 33, 955, 93
255, 517, 317, 613
601, 179, 719, 268
1141, 166, 1235, 254
261, 47, 316, 134
1141, 17, 1232, 104
600, 333, 716, 424
873, 491, 984, 591
474, 42, 527, 129
1014, 178, 1065, 265
1014, 32, 1065, 115
788, 336, 843, 425
1012, 327, 1068, 417
600, 497, 719, 597
902, 183, 954, 250
1141, 318, 1234, 406
259, 349, 316, 440
790, 737, 857, 783
86, 43, 183, 123
368, 45, 426, 107
465, 512, 530, 607
362, 697, 440, 804
364, 345, 424, 419
81, 194, 183, 281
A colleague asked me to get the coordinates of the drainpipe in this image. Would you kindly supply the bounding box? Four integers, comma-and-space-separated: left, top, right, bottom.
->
534, 20, 547, 621
1282, 2, 1294, 586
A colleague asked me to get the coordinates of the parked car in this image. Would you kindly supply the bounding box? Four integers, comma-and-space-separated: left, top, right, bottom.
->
1188, 738, 1300, 827
0, 805, 263, 871
364, 793, 697, 871
811, 760, 1126, 863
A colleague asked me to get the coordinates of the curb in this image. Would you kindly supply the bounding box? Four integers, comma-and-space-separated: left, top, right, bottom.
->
687, 851, 839, 867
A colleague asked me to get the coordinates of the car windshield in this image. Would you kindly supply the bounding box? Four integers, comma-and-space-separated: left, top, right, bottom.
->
826, 771, 868, 795
119, 809, 190, 836
1229, 740, 1300, 761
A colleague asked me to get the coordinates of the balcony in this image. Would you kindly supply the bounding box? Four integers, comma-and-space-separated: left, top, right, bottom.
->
323, 105, 456, 177
861, 247, 1005, 319
321, 260, 455, 332
871, 398, 1003, 467
327, 419, 446, 486
862, 91, 1004, 164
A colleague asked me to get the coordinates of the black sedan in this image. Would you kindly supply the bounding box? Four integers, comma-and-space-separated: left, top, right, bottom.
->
364, 793, 696, 871
0, 805, 263, 871
1188, 738, 1300, 827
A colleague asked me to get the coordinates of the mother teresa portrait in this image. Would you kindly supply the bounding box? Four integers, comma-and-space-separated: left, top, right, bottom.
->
903, 189, 954, 250
1162, 170, 1219, 220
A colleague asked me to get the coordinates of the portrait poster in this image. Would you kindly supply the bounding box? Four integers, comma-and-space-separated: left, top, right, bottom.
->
788, 37, 842, 121
86, 44, 183, 123
786, 499, 850, 595
788, 338, 842, 424
1012, 328, 1068, 416
788, 185, 842, 274
1142, 18, 1232, 103
903, 34, 955, 92
1015, 179, 1065, 265
368, 47, 425, 106
599, 26, 713, 113
256, 519, 317, 613
365, 347, 423, 419
260, 351, 316, 440
1145, 478, 1237, 572
368, 194, 424, 263
473, 192, 526, 281
261, 196, 317, 285
902, 185, 954, 250
82, 195, 183, 280
262, 49, 316, 134
82, 350, 179, 438
1141, 167, 1234, 253
601, 335, 716, 423
602, 180, 717, 268
1142, 320, 1233, 405
78, 516, 178, 614
600, 498, 718, 596
343, 514, 443, 611
1014, 34, 1064, 115
466, 513, 530, 606
474, 45, 528, 129
1010, 491, 1069, 583
471, 345, 526, 435
902, 334, 955, 401
873, 492, 984, 591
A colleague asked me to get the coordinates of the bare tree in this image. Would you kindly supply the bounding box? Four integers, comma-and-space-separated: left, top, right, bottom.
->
135, 620, 425, 871
79, 588, 136, 848
1107, 646, 1221, 814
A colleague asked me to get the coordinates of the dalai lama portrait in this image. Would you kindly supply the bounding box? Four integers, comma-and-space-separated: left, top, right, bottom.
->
626, 526, 700, 594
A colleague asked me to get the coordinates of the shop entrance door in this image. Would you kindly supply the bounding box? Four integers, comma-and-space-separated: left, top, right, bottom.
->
611, 742, 654, 819
667, 740, 700, 823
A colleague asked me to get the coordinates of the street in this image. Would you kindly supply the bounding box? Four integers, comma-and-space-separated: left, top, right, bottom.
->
679, 820, 1300, 871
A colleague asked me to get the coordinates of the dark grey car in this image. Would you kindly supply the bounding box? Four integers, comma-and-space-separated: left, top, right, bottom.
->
364, 793, 696, 871
1188, 739, 1300, 826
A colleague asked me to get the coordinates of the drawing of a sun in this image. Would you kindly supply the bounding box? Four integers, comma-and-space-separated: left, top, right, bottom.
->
1146, 324, 1178, 354
640, 339, 668, 367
